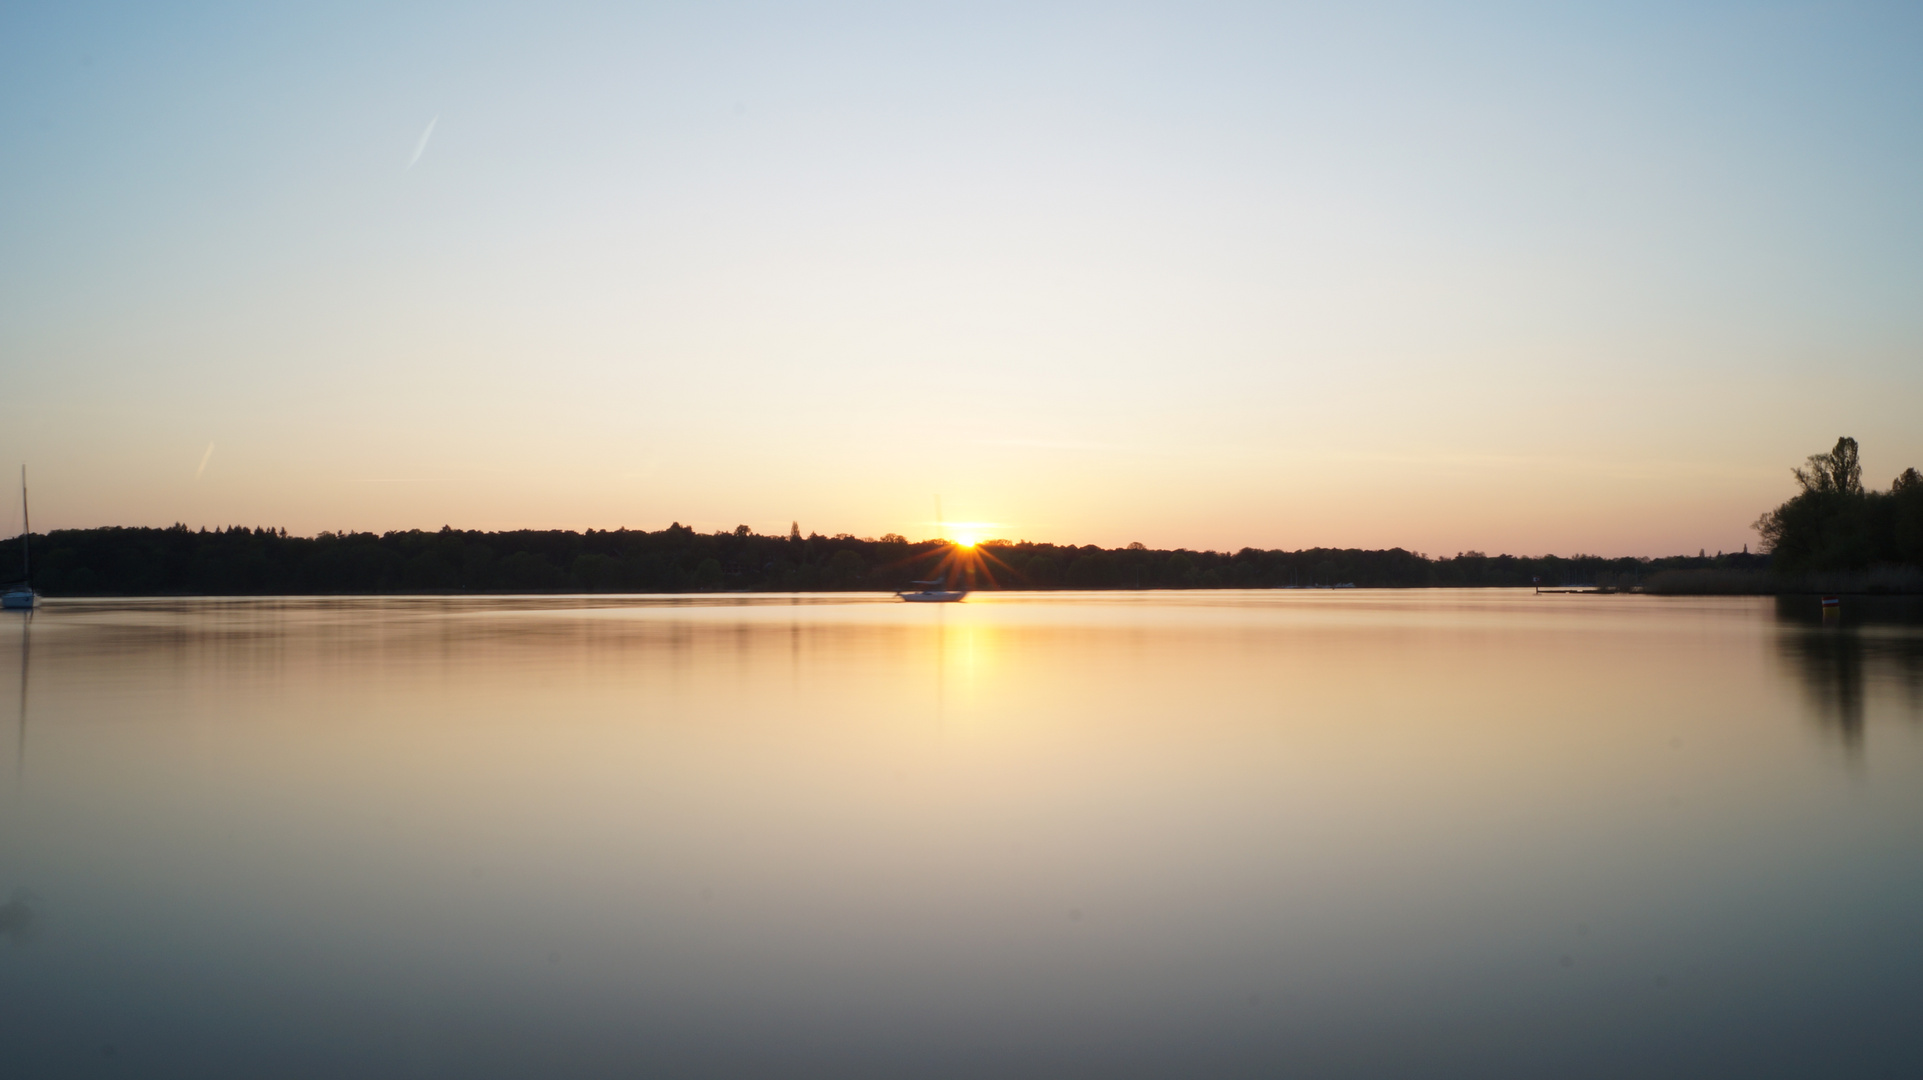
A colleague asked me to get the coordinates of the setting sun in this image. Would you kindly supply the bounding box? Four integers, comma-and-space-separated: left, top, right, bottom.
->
953, 534, 978, 549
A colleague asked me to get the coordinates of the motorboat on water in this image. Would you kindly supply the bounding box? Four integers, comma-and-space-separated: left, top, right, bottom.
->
897, 575, 967, 603
4, 467, 36, 610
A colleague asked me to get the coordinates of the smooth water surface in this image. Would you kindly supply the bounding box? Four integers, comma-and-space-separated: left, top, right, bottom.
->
2, 591, 1921, 1078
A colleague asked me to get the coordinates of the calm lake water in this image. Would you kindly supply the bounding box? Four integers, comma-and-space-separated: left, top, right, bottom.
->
2, 591, 1921, 1078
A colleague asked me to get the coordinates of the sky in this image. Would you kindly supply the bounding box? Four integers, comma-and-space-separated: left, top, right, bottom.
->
2, 1, 1920, 556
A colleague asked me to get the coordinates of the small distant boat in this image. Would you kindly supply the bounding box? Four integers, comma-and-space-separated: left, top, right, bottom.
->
3, 466, 36, 611
898, 575, 967, 603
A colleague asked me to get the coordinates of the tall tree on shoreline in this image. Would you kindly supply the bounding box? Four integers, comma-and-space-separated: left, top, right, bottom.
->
1755, 437, 1922, 573
1791, 437, 1863, 496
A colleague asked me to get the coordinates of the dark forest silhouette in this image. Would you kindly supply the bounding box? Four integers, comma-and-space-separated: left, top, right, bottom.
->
5, 436, 1913, 597
1753, 437, 1923, 573
0, 521, 1763, 596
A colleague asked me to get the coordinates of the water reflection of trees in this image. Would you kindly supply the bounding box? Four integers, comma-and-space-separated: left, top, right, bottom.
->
1775, 596, 1923, 747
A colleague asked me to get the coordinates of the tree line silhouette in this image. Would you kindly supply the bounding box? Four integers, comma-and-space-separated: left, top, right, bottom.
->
0, 520, 1766, 596
1753, 437, 1923, 573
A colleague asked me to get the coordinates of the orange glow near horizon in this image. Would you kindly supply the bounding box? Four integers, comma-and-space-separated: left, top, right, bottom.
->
893, 539, 1012, 590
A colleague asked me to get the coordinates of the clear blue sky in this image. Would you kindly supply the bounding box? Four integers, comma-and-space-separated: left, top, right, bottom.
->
3, 1, 1919, 554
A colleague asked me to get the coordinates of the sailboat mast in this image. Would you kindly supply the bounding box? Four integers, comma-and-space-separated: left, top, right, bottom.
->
18, 466, 27, 584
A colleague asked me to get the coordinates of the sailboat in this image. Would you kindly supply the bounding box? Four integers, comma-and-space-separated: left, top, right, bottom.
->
2, 467, 36, 611
898, 495, 970, 602
897, 574, 967, 603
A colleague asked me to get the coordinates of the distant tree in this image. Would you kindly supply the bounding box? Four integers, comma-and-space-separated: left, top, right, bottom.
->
1165, 553, 1196, 586
497, 551, 569, 591
1065, 550, 1119, 588
1754, 436, 1923, 573
1024, 552, 1064, 587
1793, 436, 1862, 495
693, 558, 724, 590
572, 553, 620, 592
823, 549, 866, 588
1894, 468, 1923, 565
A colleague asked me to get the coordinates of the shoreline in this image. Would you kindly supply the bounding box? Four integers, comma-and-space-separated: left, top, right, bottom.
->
10, 580, 1922, 599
